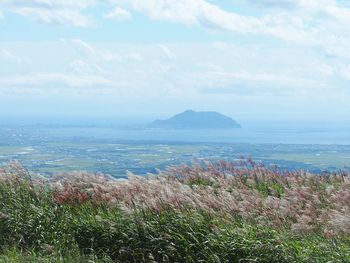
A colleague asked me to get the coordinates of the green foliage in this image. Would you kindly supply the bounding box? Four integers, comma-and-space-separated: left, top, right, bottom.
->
254, 181, 285, 198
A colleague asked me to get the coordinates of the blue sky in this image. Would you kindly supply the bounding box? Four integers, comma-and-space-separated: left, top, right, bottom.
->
0, 0, 349, 120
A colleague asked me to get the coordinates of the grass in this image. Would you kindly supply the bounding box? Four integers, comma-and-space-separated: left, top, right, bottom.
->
0, 159, 350, 262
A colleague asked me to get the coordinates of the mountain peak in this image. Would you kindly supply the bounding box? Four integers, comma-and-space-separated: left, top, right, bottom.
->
151, 110, 241, 129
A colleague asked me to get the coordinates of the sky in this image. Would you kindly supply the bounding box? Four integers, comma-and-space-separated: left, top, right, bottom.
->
0, 0, 349, 121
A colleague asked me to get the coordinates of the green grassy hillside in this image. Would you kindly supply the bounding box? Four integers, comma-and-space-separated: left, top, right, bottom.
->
0, 159, 349, 262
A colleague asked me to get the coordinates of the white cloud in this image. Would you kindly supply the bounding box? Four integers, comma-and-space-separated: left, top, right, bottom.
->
293, 0, 350, 24
158, 45, 176, 60
2, 0, 350, 54
0, 40, 349, 117
126, 52, 143, 62
1, 0, 95, 27
108, 0, 314, 44
188, 69, 329, 97
106, 0, 350, 49
70, 39, 97, 56
111, 0, 262, 32
64, 38, 139, 63
69, 60, 95, 74
68, 60, 112, 75
245, 0, 297, 9
14, 8, 92, 27
0, 40, 344, 97
104, 7, 131, 21
0, 49, 31, 64
339, 66, 350, 81
68, 38, 97, 56
100, 51, 122, 62
0, 73, 114, 88
68, 39, 123, 63
3, 0, 94, 9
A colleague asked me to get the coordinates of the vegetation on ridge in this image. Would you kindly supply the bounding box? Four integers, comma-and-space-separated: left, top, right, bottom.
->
0, 159, 349, 262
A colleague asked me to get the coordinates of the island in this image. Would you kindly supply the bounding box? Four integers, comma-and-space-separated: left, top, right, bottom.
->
150, 110, 241, 129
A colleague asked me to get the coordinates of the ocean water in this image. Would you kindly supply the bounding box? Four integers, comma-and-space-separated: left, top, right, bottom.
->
30, 120, 350, 145
0, 117, 349, 145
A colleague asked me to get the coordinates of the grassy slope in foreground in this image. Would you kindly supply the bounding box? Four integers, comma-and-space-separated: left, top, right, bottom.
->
0, 159, 350, 262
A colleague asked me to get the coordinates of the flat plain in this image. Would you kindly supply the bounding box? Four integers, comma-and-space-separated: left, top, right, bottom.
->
0, 126, 349, 177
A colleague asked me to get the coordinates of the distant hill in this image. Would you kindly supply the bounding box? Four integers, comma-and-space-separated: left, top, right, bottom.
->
150, 110, 241, 129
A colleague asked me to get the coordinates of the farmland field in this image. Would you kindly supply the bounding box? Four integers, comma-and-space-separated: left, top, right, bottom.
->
0, 126, 349, 177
